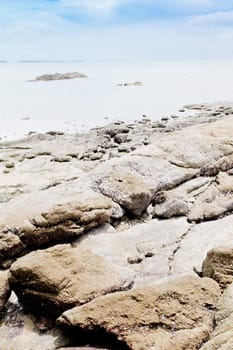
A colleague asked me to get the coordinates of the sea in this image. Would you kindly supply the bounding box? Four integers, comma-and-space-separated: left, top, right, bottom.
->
1, 60, 233, 140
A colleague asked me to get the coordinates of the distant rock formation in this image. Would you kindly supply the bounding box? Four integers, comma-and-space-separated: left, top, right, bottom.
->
117, 81, 143, 87
31, 72, 87, 82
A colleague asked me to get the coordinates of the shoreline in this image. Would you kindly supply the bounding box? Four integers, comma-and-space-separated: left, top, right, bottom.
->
0, 100, 230, 143
1, 101, 233, 349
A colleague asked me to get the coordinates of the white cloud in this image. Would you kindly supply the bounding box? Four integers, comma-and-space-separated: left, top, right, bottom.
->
189, 11, 233, 26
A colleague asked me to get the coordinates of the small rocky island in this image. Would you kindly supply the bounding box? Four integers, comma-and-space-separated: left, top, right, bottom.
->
1, 102, 233, 349
117, 81, 143, 86
31, 72, 88, 82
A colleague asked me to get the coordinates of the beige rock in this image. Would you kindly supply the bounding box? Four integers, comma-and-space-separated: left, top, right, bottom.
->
160, 118, 233, 169
98, 170, 152, 216
78, 217, 191, 286
58, 275, 220, 350
153, 194, 189, 218
9, 244, 134, 315
0, 188, 112, 248
188, 183, 233, 222
202, 247, 233, 289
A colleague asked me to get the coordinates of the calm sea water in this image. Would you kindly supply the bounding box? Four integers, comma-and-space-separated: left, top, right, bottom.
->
1, 60, 233, 139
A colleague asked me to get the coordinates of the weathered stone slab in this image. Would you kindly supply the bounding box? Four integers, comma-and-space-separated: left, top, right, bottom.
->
58, 275, 220, 350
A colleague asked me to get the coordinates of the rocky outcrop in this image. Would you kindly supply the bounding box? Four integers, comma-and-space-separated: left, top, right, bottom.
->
202, 247, 233, 289
32, 72, 87, 81
58, 275, 220, 350
1, 103, 233, 349
9, 244, 134, 316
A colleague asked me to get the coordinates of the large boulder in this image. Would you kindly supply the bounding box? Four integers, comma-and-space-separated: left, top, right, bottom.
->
98, 170, 152, 216
202, 247, 233, 289
9, 244, 134, 316
0, 188, 112, 249
58, 275, 220, 350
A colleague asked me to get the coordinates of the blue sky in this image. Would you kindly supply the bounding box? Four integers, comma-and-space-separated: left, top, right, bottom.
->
1, 0, 233, 61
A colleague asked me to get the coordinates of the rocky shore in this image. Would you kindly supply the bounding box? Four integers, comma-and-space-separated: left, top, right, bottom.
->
1, 102, 233, 349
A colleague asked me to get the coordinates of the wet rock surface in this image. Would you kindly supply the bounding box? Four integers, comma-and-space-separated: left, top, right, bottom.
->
1, 102, 233, 349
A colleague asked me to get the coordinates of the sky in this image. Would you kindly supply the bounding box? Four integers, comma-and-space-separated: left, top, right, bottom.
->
1, 0, 233, 61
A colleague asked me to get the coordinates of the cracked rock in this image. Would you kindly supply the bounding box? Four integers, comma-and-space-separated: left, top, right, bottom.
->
79, 217, 191, 286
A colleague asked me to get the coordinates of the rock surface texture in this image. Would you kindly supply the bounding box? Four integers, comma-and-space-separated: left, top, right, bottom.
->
9, 244, 134, 315
59, 275, 220, 350
1, 102, 233, 348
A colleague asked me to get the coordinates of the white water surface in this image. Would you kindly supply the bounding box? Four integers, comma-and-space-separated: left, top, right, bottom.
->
1, 60, 233, 140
